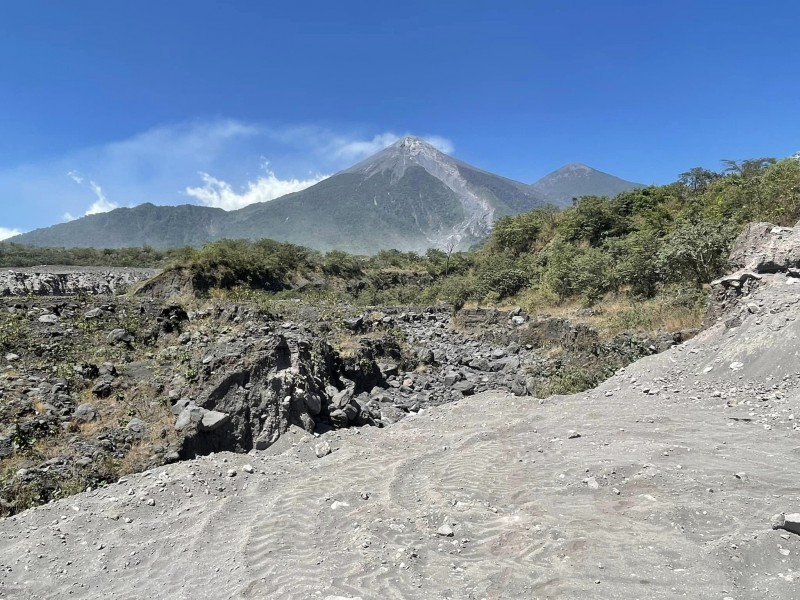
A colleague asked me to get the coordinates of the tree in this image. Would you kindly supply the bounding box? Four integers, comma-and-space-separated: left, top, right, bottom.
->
558, 195, 628, 246
678, 167, 720, 194
721, 158, 776, 178
658, 219, 737, 286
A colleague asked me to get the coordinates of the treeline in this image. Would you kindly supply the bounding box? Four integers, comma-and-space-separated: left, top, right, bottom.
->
472, 156, 800, 305
0, 243, 194, 268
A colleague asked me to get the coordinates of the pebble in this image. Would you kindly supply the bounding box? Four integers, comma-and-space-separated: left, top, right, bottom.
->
314, 441, 332, 458
437, 524, 454, 537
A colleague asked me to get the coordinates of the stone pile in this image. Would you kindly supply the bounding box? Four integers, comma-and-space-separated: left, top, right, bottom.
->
0, 269, 154, 296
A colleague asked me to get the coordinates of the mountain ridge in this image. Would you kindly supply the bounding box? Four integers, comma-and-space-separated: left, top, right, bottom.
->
10, 138, 639, 253
530, 162, 644, 204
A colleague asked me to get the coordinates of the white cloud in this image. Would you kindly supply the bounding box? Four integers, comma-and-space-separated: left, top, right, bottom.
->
296, 130, 455, 163
420, 135, 455, 155
65, 172, 119, 217
0, 227, 22, 241
186, 164, 328, 210
329, 133, 404, 161
85, 181, 118, 214
265, 126, 454, 163
0, 120, 453, 231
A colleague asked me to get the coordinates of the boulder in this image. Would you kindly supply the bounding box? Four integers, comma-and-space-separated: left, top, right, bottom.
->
378, 362, 399, 377
416, 347, 435, 364
91, 377, 114, 397
107, 329, 133, 345
342, 402, 359, 422
314, 441, 332, 458
771, 513, 800, 536
73, 403, 98, 423
729, 222, 800, 273
329, 409, 349, 429
125, 418, 148, 440
379, 405, 407, 425
199, 410, 230, 432
174, 405, 205, 432
330, 387, 354, 410
452, 380, 476, 396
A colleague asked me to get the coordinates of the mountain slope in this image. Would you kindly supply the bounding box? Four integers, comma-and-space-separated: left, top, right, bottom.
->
531, 163, 644, 204
229, 137, 552, 253
11, 203, 227, 249
11, 138, 553, 253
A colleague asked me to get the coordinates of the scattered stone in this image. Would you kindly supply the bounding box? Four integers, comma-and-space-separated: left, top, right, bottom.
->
72, 403, 98, 423
125, 418, 148, 439
314, 441, 332, 458
437, 523, 455, 537
771, 513, 800, 535
242, 464, 254, 474
107, 329, 133, 345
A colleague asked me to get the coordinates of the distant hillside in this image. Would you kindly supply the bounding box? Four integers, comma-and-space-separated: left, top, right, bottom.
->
531, 163, 644, 204
13, 203, 226, 249
11, 138, 556, 254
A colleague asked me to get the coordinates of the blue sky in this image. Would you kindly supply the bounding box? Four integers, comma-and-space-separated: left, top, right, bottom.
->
1, 1, 799, 238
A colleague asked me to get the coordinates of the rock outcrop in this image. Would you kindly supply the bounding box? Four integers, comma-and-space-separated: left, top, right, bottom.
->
0, 268, 155, 296
706, 220, 800, 327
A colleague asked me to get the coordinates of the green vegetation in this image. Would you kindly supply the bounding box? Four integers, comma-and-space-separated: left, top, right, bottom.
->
0, 242, 192, 268
7, 156, 800, 336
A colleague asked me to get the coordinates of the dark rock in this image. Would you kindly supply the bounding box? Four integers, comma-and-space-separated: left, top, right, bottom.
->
330, 387, 354, 410
72, 403, 98, 423
417, 347, 435, 364
91, 377, 114, 398
343, 316, 364, 331
125, 418, 148, 439
342, 402, 359, 422
174, 405, 204, 432
0, 435, 11, 458
378, 362, 399, 377
451, 381, 476, 396
329, 409, 349, 429
379, 405, 407, 425
107, 329, 133, 345
74, 363, 100, 379
199, 410, 230, 432
84, 308, 105, 319
469, 357, 490, 371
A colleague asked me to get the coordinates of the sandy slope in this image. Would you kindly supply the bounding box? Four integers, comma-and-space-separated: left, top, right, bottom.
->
2, 275, 800, 599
